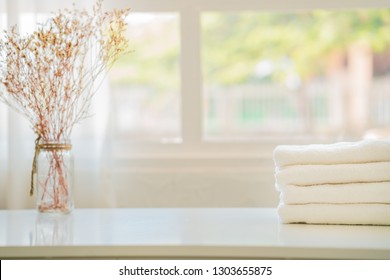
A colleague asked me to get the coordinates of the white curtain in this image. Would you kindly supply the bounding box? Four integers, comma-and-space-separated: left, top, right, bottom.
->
0, 0, 116, 209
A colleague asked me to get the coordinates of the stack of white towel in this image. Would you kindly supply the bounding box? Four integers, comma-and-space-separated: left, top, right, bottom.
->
274, 140, 390, 225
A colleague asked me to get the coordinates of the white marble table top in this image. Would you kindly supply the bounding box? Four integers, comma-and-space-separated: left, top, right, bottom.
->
1, 208, 390, 259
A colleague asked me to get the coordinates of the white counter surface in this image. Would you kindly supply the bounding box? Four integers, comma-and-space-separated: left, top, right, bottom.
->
1, 208, 389, 259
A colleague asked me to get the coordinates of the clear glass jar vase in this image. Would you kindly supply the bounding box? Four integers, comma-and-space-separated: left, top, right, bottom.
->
35, 141, 74, 213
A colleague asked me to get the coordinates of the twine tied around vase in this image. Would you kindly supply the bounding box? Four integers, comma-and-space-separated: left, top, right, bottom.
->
30, 136, 72, 196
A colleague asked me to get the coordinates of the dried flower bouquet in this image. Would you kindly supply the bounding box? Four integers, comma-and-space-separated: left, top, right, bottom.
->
0, 1, 130, 212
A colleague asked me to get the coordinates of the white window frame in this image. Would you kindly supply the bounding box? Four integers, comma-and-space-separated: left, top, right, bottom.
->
111, 0, 390, 160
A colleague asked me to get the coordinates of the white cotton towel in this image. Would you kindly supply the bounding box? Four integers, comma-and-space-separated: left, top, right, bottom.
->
278, 203, 390, 225
277, 182, 390, 204
275, 161, 390, 187
274, 140, 390, 167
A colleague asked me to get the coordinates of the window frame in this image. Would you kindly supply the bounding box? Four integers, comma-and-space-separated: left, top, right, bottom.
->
111, 0, 390, 159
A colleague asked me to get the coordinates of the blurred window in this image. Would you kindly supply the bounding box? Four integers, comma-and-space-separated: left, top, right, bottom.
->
108, 13, 181, 143
202, 10, 390, 140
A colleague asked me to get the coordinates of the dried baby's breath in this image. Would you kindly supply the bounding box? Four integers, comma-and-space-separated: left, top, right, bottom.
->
0, 0, 130, 141
0, 1, 130, 198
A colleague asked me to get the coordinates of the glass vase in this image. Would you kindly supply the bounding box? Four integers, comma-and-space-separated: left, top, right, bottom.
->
35, 141, 74, 213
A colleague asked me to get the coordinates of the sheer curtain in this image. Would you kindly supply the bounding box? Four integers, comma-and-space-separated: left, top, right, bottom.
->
0, 0, 115, 209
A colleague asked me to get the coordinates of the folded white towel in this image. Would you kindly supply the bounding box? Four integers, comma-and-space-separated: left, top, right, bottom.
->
274, 140, 390, 167
278, 203, 390, 225
278, 182, 390, 204
275, 161, 390, 187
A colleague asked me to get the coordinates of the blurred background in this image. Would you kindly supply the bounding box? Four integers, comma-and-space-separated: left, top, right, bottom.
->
111, 10, 390, 140
1, 0, 390, 209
